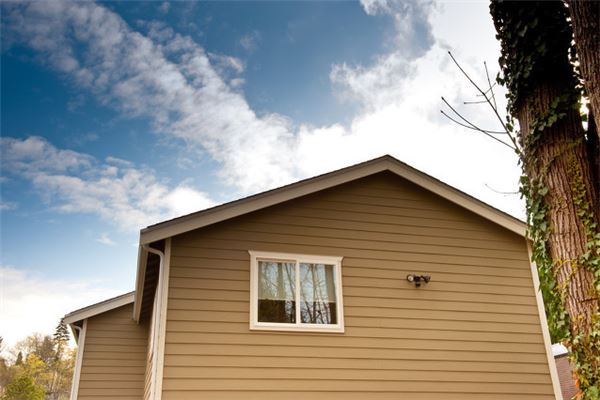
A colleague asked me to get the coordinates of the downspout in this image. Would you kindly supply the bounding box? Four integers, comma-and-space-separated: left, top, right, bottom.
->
143, 244, 164, 400
69, 320, 87, 400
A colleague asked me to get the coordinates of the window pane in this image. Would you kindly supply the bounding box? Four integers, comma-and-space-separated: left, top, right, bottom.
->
299, 263, 337, 324
258, 261, 296, 323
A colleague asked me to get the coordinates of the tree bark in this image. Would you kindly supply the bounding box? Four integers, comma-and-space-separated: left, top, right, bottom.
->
586, 113, 600, 214
566, 0, 600, 142
518, 81, 599, 336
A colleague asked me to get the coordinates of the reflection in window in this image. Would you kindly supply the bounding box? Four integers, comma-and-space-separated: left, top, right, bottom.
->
300, 263, 337, 324
258, 261, 296, 323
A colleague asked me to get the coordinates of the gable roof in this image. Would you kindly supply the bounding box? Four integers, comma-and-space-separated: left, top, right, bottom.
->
133, 155, 526, 321
64, 292, 134, 325
140, 155, 525, 244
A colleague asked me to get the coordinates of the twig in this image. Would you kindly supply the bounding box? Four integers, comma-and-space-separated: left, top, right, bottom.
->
441, 110, 507, 135
464, 100, 489, 105
440, 109, 515, 150
484, 183, 519, 195
442, 97, 513, 137
447, 51, 520, 151
484, 61, 498, 110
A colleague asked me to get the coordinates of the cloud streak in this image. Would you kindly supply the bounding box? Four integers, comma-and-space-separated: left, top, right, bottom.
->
331, 0, 436, 109
2, 1, 298, 193
1, 136, 215, 231
1, 0, 524, 220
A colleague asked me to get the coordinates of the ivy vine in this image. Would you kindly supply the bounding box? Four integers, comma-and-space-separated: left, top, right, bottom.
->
491, 1, 600, 398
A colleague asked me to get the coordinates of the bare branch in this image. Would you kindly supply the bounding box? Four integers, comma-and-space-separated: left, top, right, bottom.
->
464, 100, 489, 105
478, 81, 498, 96
484, 183, 519, 195
440, 111, 515, 150
447, 51, 520, 151
442, 97, 509, 135
484, 61, 498, 110
441, 109, 507, 134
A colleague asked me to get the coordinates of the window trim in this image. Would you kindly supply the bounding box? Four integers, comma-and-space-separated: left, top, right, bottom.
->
249, 251, 345, 333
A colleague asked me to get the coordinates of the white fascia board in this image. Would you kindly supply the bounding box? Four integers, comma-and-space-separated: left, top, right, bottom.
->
64, 292, 135, 325
527, 243, 564, 400
69, 319, 87, 400
133, 244, 148, 322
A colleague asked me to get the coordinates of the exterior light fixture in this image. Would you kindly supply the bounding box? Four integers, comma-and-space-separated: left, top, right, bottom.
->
406, 274, 431, 288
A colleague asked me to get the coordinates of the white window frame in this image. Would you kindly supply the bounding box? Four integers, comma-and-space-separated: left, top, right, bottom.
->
249, 251, 344, 333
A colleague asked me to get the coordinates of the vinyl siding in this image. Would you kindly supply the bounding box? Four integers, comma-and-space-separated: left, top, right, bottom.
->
163, 171, 555, 399
78, 303, 148, 400
143, 331, 153, 400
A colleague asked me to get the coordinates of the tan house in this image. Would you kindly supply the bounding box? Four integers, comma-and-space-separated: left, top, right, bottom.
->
64, 155, 563, 399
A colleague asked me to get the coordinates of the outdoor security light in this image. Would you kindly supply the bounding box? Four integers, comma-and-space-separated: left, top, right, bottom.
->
406, 274, 431, 288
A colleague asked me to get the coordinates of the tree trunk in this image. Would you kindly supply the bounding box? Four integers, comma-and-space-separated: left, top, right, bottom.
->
566, 0, 600, 142
518, 82, 599, 336
586, 113, 600, 214
490, 1, 600, 392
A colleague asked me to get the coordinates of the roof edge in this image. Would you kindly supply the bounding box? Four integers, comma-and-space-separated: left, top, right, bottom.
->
64, 292, 135, 325
139, 155, 526, 244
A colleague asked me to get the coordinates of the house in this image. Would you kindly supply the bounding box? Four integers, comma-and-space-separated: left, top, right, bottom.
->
553, 343, 578, 399
64, 155, 563, 400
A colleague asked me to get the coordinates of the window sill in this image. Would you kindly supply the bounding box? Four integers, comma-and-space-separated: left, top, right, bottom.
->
250, 322, 345, 333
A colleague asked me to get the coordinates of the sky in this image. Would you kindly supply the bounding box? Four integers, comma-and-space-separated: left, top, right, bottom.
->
0, 0, 522, 350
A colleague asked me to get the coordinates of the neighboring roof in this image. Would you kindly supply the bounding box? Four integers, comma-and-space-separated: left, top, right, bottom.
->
552, 343, 569, 357
140, 155, 526, 245
64, 292, 135, 325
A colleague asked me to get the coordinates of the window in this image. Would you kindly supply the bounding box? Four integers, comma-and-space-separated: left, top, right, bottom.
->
249, 251, 344, 332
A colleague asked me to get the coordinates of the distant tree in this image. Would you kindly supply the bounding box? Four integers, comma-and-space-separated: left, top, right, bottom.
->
53, 320, 69, 358
14, 335, 54, 366
49, 320, 73, 400
1, 325, 75, 400
1, 375, 45, 400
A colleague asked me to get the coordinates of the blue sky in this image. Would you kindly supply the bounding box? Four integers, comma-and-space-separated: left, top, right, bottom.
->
1, 0, 522, 348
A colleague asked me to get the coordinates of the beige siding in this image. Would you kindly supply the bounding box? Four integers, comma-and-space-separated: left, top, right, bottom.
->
78, 303, 148, 400
143, 331, 153, 400
163, 172, 555, 399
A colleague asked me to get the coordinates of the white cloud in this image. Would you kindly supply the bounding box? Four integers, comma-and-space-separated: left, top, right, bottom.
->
0, 201, 18, 211
0, 136, 93, 175
0, 266, 123, 350
1, 136, 216, 230
208, 52, 245, 75
96, 233, 116, 246
1, 0, 524, 220
239, 30, 261, 53
331, 0, 436, 109
158, 2, 170, 14
2, 1, 299, 193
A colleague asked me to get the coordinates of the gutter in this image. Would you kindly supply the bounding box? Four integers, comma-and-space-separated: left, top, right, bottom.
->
133, 242, 165, 322
142, 244, 165, 400
69, 320, 87, 400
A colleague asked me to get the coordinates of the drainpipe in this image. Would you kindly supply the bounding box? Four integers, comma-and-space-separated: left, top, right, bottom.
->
70, 320, 87, 400
143, 244, 164, 400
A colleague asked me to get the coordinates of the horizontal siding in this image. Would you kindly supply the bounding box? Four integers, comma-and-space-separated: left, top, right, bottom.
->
163, 172, 554, 398
78, 303, 148, 400
163, 392, 554, 400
